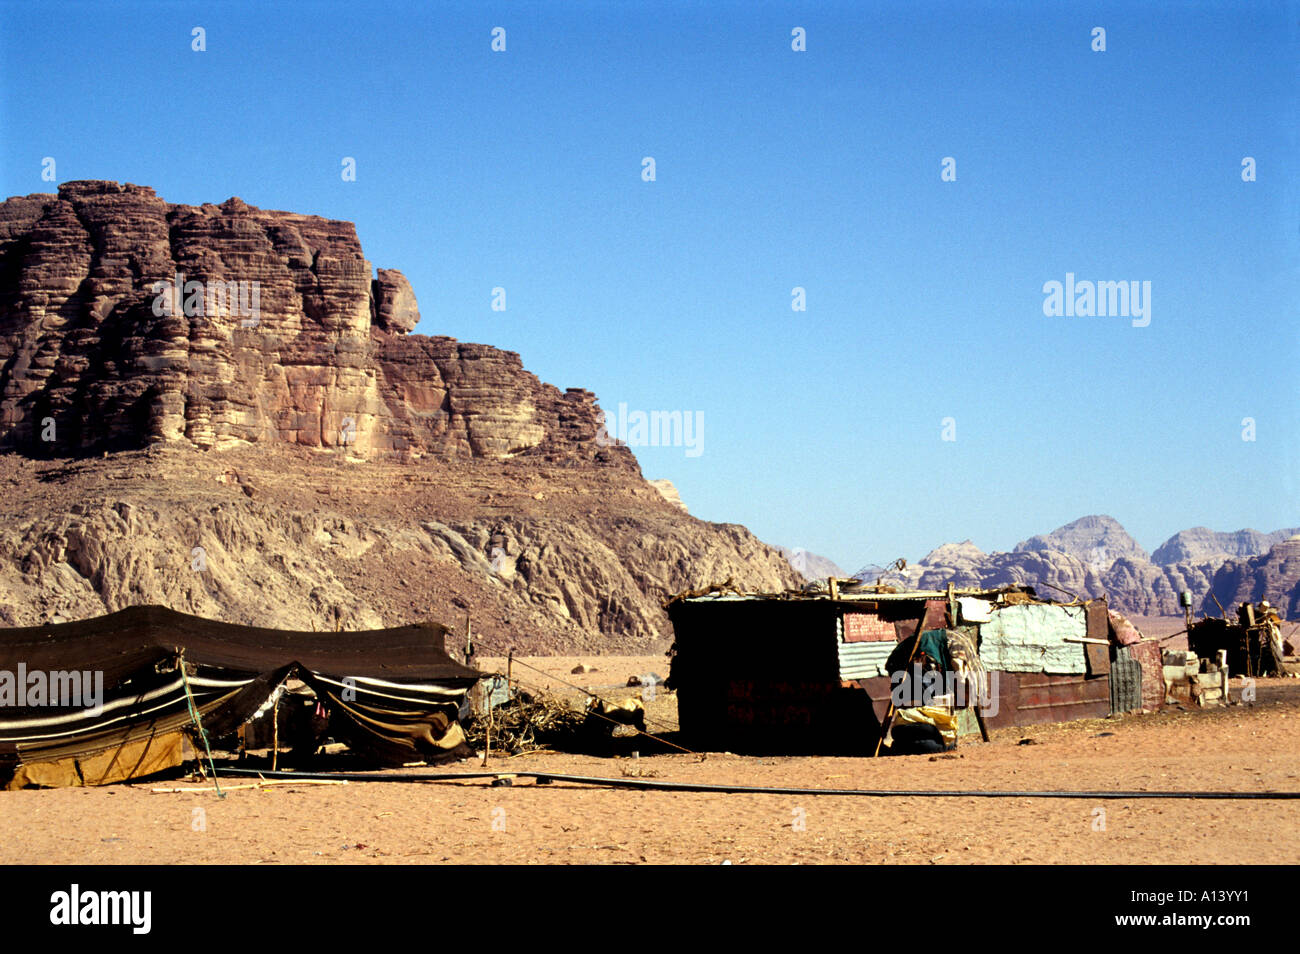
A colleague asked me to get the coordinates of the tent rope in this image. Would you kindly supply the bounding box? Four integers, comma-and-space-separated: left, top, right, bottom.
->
465, 633, 697, 755
178, 651, 224, 799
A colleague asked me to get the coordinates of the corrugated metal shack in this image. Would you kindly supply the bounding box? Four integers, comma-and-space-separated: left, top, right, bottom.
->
665, 581, 1154, 754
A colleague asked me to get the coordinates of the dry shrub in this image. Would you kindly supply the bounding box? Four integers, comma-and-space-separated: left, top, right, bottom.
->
464, 691, 588, 753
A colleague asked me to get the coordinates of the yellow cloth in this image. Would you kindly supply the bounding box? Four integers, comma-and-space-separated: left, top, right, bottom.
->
893, 706, 958, 747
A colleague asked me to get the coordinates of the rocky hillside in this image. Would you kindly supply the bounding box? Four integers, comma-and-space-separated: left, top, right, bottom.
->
1205, 536, 1300, 620
0, 182, 799, 650
853, 515, 1300, 618
0, 181, 620, 463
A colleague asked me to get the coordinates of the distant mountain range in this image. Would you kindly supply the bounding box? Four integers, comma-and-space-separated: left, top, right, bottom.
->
786, 515, 1300, 619
776, 546, 847, 582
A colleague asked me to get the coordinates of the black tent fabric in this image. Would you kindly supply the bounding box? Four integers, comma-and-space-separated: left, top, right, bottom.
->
0, 605, 480, 788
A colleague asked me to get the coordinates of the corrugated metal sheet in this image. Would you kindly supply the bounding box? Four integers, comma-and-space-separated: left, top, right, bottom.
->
1129, 640, 1165, 711
837, 639, 894, 680
1110, 647, 1142, 714
982, 671, 1111, 729
842, 611, 895, 642
979, 603, 1088, 674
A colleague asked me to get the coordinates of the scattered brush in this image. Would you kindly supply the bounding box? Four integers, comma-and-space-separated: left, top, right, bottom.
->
463, 691, 588, 753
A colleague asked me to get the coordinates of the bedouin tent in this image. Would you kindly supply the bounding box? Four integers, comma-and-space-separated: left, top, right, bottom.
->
0, 605, 480, 789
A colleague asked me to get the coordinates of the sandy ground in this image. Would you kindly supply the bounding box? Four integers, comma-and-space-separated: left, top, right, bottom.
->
476, 655, 671, 695
3, 652, 1299, 865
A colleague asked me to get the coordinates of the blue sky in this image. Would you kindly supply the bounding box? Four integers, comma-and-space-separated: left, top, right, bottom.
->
2, 0, 1296, 570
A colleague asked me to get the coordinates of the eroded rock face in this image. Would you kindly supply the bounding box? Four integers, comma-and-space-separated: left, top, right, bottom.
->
1205, 538, 1300, 620
0, 183, 800, 649
1152, 527, 1300, 566
372, 268, 419, 334
854, 516, 1298, 617
648, 479, 687, 512
1013, 515, 1149, 569
0, 181, 630, 467
0, 447, 801, 650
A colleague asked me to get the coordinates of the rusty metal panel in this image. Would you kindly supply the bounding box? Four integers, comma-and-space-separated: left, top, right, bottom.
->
980, 671, 1020, 729
1013, 674, 1111, 724
844, 676, 894, 721
1084, 641, 1111, 676
1085, 600, 1109, 640
1129, 641, 1165, 711
981, 671, 1109, 729
924, 599, 948, 632
1084, 600, 1111, 676
892, 599, 947, 641
842, 611, 895, 642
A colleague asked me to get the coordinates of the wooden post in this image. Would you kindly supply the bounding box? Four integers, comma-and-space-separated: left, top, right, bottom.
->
873, 605, 930, 757
271, 695, 279, 772
1217, 649, 1229, 705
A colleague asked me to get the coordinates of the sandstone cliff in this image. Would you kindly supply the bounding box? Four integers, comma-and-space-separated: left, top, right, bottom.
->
1204, 536, 1300, 620
1013, 515, 1150, 568
0, 182, 799, 649
0, 181, 625, 465
1152, 527, 1300, 566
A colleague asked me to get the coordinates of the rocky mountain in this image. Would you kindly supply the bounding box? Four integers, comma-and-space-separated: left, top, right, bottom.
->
855, 515, 1299, 618
0, 181, 622, 464
1204, 536, 1300, 620
775, 546, 846, 582
648, 479, 687, 512
1014, 515, 1150, 569
1152, 527, 1300, 566
0, 181, 799, 649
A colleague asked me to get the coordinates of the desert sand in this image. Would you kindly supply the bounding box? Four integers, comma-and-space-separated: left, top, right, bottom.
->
2, 655, 1298, 865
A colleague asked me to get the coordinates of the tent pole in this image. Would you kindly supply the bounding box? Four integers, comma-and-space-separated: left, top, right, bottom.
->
873, 606, 929, 757
178, 651, 224, 799
271, 696, 279, 772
